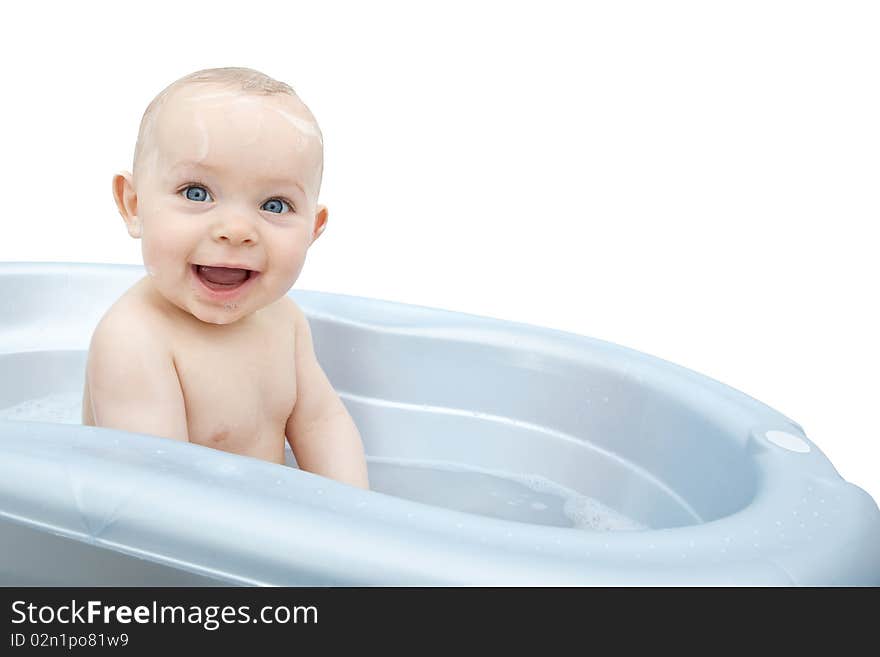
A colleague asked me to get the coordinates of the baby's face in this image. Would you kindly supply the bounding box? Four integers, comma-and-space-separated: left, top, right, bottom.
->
126, 85, 325, 325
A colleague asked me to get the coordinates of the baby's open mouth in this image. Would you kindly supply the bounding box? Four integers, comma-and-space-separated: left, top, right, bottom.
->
192, 264, 257, 291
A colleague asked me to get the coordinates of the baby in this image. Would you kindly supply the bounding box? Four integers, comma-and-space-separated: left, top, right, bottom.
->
82, 67, 370, 490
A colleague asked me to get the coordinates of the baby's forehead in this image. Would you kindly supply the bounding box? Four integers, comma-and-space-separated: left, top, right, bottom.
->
159, 85, 321, 141
146, 85, 323, 182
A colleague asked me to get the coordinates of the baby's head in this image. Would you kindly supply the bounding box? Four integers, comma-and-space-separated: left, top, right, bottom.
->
113, 67, 327, 325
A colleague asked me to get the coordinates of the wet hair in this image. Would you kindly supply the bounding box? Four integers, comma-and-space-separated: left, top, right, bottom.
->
132, 66, 323, 192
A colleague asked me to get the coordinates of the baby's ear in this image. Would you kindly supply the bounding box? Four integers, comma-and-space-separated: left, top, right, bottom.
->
311, 205, 329, 244
112, 171, 142, 239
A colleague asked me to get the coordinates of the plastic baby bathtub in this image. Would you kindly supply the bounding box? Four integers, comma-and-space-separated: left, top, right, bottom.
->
0, 262, 878, 586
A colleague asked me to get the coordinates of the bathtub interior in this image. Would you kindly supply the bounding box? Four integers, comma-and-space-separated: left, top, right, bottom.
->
0, 265, 762, 534
319, 316, 763, 528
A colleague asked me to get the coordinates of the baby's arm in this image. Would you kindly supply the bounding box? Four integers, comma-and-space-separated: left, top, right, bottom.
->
85, 312, 189, 442
285, 303, 370, 490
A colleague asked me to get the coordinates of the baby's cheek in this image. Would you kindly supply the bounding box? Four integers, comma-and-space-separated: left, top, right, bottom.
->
142, 230, 188, 280
144, 218, 189, 255
142, 236, 172, 268
278, 227, 310, 258
282, 253, 307, 283
277, 243, 309, 284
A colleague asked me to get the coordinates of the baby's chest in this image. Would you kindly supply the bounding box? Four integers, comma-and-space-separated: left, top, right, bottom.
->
172, 329, 297, 441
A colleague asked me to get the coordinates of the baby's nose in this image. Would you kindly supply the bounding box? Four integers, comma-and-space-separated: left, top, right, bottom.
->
211, 217, 258, 246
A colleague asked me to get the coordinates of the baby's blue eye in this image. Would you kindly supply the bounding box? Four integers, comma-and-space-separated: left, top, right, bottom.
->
262, 198, 292, 214
183, 186, 212, 202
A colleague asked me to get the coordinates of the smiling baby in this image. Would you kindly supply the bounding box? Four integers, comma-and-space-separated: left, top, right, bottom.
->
82, 67, 369, 489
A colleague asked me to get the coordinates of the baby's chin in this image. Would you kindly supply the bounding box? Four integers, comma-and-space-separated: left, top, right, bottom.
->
186, 302, 252, 326
161, 291, 254, 326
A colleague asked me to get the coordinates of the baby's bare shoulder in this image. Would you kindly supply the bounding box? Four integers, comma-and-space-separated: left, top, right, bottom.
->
85, 283, 187, 441
275, 294, 307, 329
90, 282, 171, 354
277, 293, 300, 316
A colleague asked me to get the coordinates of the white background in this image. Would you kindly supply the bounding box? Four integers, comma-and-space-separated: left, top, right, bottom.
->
1, 1, 877, 503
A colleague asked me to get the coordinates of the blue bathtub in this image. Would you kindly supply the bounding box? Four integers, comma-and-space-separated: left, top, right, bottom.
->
0, 262, 877, 585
